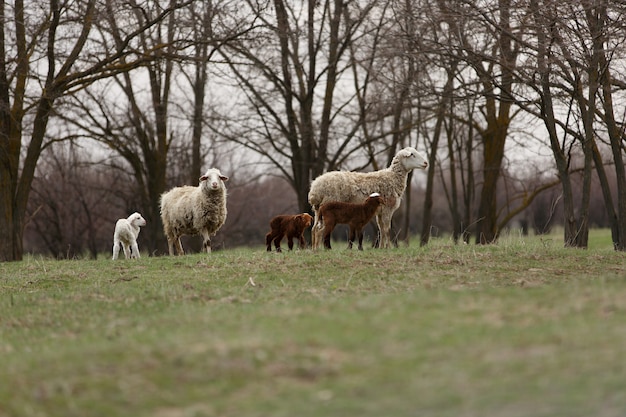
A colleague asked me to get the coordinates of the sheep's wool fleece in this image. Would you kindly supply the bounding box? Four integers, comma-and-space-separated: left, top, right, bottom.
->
160, 183, 227, 238
308, 158, 408, 211
114, 219, 139, 244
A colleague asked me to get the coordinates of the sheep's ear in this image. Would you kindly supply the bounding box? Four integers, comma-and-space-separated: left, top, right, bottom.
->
199, 175, 207, 182
220, 175, 229, 181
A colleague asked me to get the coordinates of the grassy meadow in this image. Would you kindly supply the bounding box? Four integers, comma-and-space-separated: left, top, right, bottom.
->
1, 230, 626, 417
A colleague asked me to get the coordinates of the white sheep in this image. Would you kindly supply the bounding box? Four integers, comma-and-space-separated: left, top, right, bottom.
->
308, 147, 428, 249
112, 212, 147, 260
160, 168, 228, 255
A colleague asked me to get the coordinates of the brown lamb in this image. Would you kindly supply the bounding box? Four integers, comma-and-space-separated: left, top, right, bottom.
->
318, 193, 385, 250
265, 213, 313, 252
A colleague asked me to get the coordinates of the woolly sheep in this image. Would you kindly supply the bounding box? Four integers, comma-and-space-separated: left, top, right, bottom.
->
265, 213, 313, 252
308, 147, 428, 249
160, 168, 228, 255
112, 212, 146, 260
318, 193, 385, 250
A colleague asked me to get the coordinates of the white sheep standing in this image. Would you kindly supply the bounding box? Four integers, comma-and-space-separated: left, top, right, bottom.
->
160, 168, 228, 255
112, 212, 147, 260
308, 147, 428, 249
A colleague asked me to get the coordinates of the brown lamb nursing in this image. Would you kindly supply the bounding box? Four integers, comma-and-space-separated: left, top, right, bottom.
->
317, 193, 385, 250
308, 147, 428, 249
265, 213, 313, 252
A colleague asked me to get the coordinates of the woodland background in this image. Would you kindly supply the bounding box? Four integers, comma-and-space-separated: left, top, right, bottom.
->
2, 0, 626, 260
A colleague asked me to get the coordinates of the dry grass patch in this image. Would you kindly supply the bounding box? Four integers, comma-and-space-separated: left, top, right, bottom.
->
1, 232, 626, 416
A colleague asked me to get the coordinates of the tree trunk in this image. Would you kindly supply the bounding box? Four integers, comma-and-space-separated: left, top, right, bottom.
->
594, 3, 626, 250
474, 0, 515, 244
0, 0, 25, 261
446, 122, 462, 243
591, 141, 619, 248
0, 182, 16, 261
461, 109, 475, 244
475, 126, 506, 244
570, 2, 604, 249
420, 109, 443, 246
402, 172, 413, 244
531, 0, 579, 248
191, 55, 207, 186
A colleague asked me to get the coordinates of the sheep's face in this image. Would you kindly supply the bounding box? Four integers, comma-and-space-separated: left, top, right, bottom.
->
129, 212, 147, 227
398, 147, 429, 170
298, 213, 313, 228
366, 195, 385, 207
200, 169, 229, 191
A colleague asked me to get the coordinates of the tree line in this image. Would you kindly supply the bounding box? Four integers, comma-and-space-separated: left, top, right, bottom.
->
2, 0, 626, 261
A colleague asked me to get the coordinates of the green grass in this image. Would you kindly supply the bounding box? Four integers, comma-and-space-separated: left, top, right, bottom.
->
1, 230, 626, 417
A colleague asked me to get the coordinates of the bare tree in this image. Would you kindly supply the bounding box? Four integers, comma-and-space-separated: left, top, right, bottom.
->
60, 1, 184, 254
414, 0, 466, 245
216, 0, 385, 214
56, 1, 250, 254
528, 0, 626, 248
176, 1, 256, 184
592, 1, 626, 250
0, 0, 190, 261
26, 143, 115, 259
464, 0, 525, 244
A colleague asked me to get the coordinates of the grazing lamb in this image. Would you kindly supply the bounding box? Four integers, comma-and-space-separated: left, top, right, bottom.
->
160, 168, 228, 255
308, 147, 428, 249
318, 193, 385, 250
265, 213, 313, 252
112, 212, 146, 260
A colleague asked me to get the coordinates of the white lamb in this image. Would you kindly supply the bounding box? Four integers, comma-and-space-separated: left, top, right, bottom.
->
112, 212, 147, 260
308, 147, 428, 249
160, 168, 228, 255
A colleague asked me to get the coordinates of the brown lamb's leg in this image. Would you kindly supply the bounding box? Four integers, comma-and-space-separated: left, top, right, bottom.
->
299, 234, 306, 249
357, 229, 365, 251
266, 232, 274, 251
323, 226, 333, 249
274, 233, 284, 252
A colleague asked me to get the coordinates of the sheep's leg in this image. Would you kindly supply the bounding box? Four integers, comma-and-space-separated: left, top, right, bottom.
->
287, 235, 294, 251
201, 230, 212, 254
312, 211, 322, 249
176, 239, 185, 255
376, 212, 391, 249
130, 241, 140, 259
311, 212, 318, 248
166, 235, 177, 256
273, 234, 284, 253
266, 232, 274, 251
347, 227, 355, 250
122, 244, 131, 259
298, 234, 306, 249
112, 241, 120, 260
323, 226, 332, 249
315, 219, 326, 250
357, 229, 364, 251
